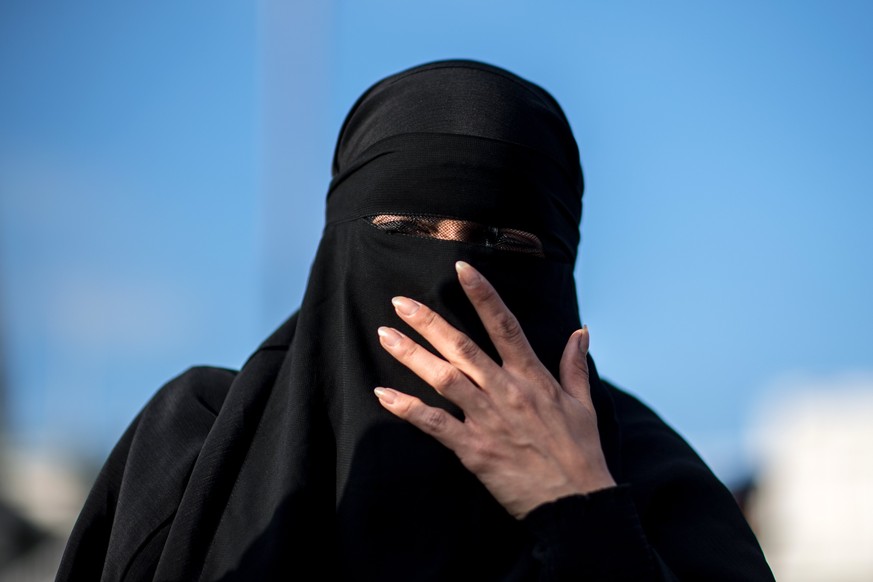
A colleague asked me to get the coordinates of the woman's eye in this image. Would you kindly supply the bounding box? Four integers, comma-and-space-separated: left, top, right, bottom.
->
376, 219, 432, 235
370, 215, 438, 236
378, 220, 410, 233
410, 222, 438, 236
495, 229, 544, 254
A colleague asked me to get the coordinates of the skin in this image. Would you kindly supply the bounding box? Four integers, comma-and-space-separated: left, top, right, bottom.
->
371, 213, 478, 241
374, 260, 616, 520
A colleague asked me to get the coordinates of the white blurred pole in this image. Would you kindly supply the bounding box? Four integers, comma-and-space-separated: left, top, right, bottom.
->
257, 0, 334, 330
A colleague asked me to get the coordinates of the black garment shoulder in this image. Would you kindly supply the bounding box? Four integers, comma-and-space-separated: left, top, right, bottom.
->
56, 365, 238, 581
57, 314, 299, 582
607, 381, 774, 580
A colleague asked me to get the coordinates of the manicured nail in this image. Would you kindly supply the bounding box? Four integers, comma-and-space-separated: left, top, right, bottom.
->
374, 387, 396, 404
378, 326, 402, 346
455, 261, 480, 287
579, 325, 589, 353
391, 296, 420, 316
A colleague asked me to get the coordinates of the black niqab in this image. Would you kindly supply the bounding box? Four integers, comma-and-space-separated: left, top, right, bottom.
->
319, 59, 621, 579
57, 60, 774, 582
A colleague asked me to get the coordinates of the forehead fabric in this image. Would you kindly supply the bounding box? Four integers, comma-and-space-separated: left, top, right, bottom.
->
332, 60, 583, 185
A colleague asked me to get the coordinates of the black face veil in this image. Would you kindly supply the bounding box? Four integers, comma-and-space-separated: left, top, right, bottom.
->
311, 59, 619, 579
60, 60, 622, 581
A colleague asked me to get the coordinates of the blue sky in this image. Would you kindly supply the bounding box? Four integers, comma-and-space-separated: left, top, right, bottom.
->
1, 1, 871, 486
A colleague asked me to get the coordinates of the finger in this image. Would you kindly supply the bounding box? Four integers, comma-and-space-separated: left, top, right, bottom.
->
389, 296, 502, 387
558, 326, 592, 403
377, 325, 487, 409
454, 261, 537, 368
373, 387, 467, 450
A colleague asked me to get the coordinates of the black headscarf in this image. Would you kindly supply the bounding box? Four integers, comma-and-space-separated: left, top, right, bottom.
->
266, 58, 618, 578
318, 59, 622, 578
58, 58, 777, 582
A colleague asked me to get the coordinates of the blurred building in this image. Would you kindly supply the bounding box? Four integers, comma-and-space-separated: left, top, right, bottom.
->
745, 375, 873, 582
0, 324, 83, 582
0, 445, 85, 582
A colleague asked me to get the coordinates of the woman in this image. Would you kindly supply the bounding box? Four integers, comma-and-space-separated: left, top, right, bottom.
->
57, 60, 774, 581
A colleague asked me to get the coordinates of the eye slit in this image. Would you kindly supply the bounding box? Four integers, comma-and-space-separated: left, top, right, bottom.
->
367, 214, 545, 257
495, 228, 544, 255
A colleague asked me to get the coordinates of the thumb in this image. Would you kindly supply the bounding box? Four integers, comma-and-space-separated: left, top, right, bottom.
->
559, 325, 591, 403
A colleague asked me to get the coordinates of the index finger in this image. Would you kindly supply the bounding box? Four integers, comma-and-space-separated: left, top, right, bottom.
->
454, 261, 537, 368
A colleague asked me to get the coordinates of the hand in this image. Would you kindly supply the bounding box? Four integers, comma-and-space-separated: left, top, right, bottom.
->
374, 261, 616, 519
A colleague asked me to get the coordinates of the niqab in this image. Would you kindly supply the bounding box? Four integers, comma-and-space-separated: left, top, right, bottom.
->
57, 60, 774, 582
317, 59, 622, 579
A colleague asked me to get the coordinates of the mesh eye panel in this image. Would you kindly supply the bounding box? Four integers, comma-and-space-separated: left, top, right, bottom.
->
367, 214, 544, 257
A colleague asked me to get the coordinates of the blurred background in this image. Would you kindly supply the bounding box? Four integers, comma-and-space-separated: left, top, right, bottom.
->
1, 1, 871, 579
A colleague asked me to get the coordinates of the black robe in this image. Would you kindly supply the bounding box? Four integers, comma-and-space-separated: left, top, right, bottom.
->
56, 59, 774, 581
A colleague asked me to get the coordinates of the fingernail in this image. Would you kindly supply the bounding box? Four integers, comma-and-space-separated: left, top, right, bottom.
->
378, 326, 402, 346
374, 387, 396, 404
579, 325, 589, 353
455, 261, 480, 286
391, 296, 420, 316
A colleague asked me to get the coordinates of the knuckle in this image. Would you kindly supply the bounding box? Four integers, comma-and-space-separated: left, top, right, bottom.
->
493, 312, 524, 343
421, 408, 448, 433
477, 283, 497, 303
432, 365, 462, 390
453, 334, 480, 360
394, 397, 416, 418
420, 308, 439, 329
463, 454, 485, 474
400, 341, 420, 360
464, 439, 494, 472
